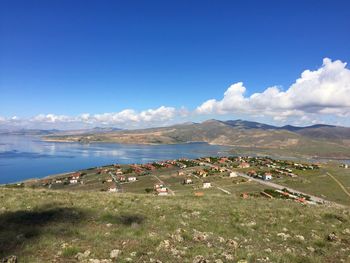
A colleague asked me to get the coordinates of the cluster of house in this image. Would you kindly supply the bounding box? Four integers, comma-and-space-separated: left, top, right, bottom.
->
115, 175, 137, 183
43, 172, 84, 186
195, 155, 321, 181
247, 170, 272, 180
154, 183, 169, 196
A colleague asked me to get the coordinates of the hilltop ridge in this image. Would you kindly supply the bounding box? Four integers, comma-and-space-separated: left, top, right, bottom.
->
42, 119, 350, 158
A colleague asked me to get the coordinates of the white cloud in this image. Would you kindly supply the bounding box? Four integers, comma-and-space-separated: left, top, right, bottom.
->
1, 58, 350, 129
32, 114, 74, 123
88, 106, 176, 125
0, 106, 179, 129
196, 58, 350, 120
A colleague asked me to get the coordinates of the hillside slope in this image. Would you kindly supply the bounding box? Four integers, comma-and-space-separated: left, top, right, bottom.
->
1, 188, 349, 262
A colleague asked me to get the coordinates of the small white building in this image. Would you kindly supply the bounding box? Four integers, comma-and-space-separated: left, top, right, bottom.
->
108, 187, 117, 192
128, 176, 137, 182
203, 182, 211, 189
262, 173, 272, 180
229, 171, 238, 177
183, 178, 193, 184
69, 179, 78, 184
55, 180, 62, 184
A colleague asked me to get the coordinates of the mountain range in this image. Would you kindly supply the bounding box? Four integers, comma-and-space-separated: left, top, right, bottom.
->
40, 119, 350, 158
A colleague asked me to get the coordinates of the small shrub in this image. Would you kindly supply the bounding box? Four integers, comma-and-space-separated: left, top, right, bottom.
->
62, 246, 80, 257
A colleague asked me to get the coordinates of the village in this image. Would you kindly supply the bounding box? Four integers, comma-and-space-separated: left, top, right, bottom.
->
16, 155, 339, 206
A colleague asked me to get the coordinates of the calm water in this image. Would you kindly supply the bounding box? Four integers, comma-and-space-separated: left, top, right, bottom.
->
0, 135, 231, 184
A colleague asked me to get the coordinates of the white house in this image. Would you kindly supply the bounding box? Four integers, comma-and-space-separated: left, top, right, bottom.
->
203, 182, 211, 189
69, 178, 78, 184
108, 187, 117, 192
229, 171, 238, 177
128, 176, 137, 182
183, 178, 193, 184
262, 173, 272, 180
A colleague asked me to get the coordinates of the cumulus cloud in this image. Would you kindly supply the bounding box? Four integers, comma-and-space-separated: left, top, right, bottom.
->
0, 106, 179, 129
86, 106, 177, 125
1, 58, 350, 129
196, 58, 350, 120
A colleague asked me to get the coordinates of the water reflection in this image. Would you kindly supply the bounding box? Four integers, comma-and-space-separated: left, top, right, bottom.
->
0, 135, 231, 184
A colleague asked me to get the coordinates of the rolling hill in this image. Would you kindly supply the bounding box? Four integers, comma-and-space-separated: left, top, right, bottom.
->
43, 119, 350, 158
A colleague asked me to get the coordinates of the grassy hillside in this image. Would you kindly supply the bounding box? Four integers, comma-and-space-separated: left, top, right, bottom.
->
1, 188, 350, 263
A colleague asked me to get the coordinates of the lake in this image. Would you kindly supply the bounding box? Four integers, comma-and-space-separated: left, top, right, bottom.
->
0, 135, 231, 184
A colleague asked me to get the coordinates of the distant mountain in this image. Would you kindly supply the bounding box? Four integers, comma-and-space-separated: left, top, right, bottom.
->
0, 129, 61, 135
43, 119, 350, 158
0, 127, 122, 136
223, 119, 277, 130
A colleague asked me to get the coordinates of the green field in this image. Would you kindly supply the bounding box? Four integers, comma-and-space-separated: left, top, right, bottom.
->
274, 162, 350, 206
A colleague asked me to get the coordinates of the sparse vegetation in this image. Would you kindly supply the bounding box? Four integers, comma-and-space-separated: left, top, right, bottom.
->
0, 187, 349, 262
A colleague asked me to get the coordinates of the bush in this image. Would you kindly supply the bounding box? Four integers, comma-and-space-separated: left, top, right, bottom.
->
62, 246, 80, 257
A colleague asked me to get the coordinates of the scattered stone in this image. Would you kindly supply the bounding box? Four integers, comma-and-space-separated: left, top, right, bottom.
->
89, 260, 100, 263
226, 239, 238, 249
307, 247, 315, 252
327, 232, 338, 242
246, 221, 256, 227
218, 236, 225, 243
106, 223, 113, 227
193, 230, 209, 242
257, 256, 270, 262
277, 232, 290, 240
222, 252, 234, 260
264, 248, 272, 253
125, 258, 133, 262
237, 260, 248, 263
157, 240, 171, 251
193, 255, 208, 263
171, 229, 185, 242
342, 228, 350, 235
61, 243, 69, 248
214, 259, 223, 263
110, 249, 121, 259
1, 255, 17, 263
295, 235, 305, 241
149, 232, 157, 238
75, 250, 91, 261
130, 251, 137, 257
192, 211, 201, 216
311, 232, 320, 239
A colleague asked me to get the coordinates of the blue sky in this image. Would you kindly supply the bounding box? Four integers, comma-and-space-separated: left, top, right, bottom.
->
1, 0, 350, 129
